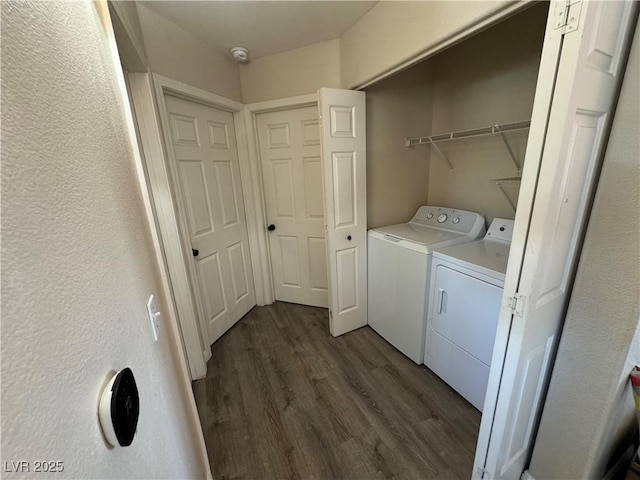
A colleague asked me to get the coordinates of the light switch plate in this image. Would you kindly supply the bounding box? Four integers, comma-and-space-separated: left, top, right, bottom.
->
146, 294, 160, 342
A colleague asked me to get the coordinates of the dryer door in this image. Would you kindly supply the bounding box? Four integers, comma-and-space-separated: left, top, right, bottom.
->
425, 262, 503, 410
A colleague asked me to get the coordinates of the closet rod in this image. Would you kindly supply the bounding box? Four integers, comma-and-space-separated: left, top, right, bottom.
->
405, 120, 531, 148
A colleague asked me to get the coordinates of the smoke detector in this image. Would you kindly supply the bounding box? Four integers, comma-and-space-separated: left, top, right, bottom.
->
230, 46, 249, 63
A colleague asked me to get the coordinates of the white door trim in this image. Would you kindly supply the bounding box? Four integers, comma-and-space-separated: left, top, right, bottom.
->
128, 73, 208, 380
154, 73, 244, 111
242, 93, 319, 305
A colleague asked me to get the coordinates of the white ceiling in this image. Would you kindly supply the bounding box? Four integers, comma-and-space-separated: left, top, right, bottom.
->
138, 1, 377, 60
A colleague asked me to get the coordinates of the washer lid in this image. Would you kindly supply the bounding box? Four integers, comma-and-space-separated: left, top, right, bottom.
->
369, 223, 466, 252
433, 239, 511, 279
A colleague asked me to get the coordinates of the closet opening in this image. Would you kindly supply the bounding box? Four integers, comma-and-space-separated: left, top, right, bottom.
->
363, 1, 549, 475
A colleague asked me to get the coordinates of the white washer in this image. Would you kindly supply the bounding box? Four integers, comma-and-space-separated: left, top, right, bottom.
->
367, 206, 485, 364
424, 218, 515, 411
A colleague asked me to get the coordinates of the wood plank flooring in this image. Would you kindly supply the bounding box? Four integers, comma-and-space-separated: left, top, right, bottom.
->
193, 302, 481, 479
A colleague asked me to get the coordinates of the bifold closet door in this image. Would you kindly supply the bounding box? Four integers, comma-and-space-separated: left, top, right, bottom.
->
318, 88, 367, 337
474, 2, 638, 479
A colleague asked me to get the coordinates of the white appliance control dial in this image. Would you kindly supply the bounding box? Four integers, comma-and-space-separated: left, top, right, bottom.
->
452, 216, 461, 224
437, 213, 448, 223
427, 213, 434, 219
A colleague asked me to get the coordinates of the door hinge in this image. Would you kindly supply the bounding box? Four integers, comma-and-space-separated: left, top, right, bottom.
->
553, 0, 582, 35
476, 466, 491, 479
508, 293, 527, 317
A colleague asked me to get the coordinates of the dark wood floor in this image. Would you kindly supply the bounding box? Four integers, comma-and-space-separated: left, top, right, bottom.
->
193, 302, 481, 480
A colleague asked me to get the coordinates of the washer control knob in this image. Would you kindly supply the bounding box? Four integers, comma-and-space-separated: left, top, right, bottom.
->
437, 213, 448, 223
452, 216, 461, 224
426, 213, 434, 219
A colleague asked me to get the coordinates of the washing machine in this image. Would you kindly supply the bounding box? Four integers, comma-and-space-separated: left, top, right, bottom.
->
367, 206, 485, 364
424, 218, 515, 411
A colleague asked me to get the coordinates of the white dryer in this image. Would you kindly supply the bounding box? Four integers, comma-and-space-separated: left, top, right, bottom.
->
424, 218, 515, 411
367, 206, 485, 364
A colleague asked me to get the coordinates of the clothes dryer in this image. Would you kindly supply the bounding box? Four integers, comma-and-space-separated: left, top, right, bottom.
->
424, 218, 515, 410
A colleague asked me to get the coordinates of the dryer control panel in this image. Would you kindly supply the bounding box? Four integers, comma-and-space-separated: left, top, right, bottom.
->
410, 206, 485, 239
485, 218, 515, 242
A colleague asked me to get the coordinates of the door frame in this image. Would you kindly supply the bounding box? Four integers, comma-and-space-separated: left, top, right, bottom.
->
242, 94, 319, 305
128, 73, 255, 379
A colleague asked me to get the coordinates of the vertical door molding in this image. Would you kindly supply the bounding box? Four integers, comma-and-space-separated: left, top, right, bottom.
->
242, 94, 320, 306
234, 108, 272, 306
128, 72, 208, 380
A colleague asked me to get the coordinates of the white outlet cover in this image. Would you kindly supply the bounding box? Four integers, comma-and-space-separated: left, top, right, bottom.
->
146, 294, 160, 342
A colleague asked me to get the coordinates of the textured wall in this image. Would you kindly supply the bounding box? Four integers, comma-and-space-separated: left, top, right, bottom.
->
365, 61, 434, 228
529, 19, 639, 480
240, 39, 341, 104
137, 3, 242, 101
1, 1, 207, 477
427, 2, 547, 224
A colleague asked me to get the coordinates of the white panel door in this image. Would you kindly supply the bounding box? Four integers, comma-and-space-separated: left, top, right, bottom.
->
318, 88, 367, 337
474, 2, 638, 478
256, 106, 328, 308
164, 94, 256, 345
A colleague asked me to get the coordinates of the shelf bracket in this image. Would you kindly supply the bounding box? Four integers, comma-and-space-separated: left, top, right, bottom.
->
499, 133, 521, 175
496, 183, 517, 211
430, 142, 454, 173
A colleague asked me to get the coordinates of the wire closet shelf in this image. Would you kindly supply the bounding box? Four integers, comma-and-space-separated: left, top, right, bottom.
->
406, 120, 531, 210
405, 120, 531, 147
405, 120, 531, 175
